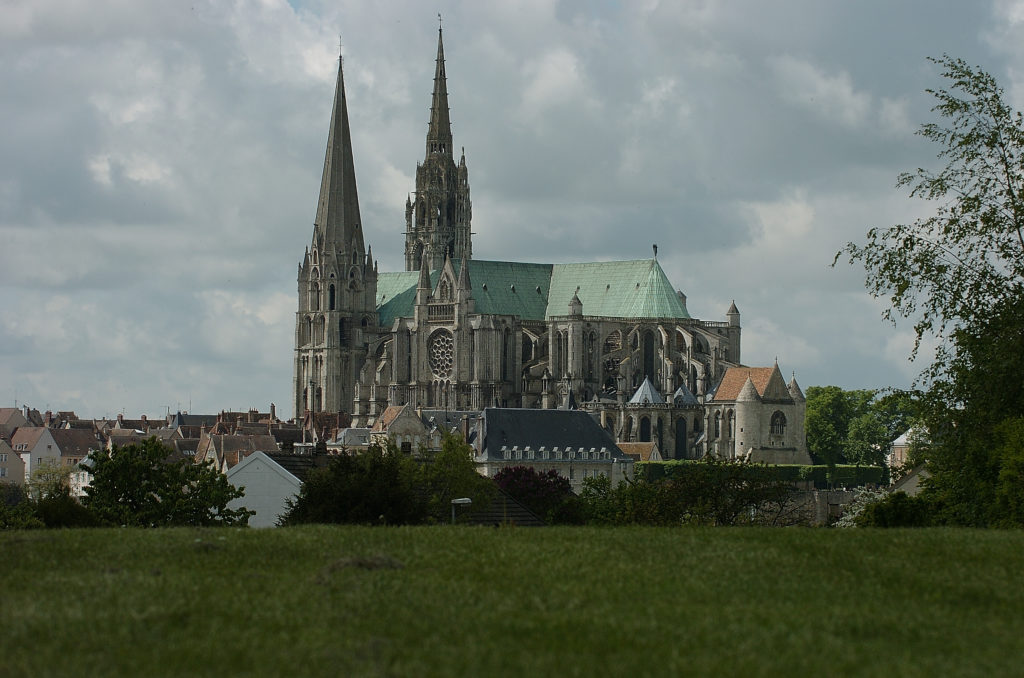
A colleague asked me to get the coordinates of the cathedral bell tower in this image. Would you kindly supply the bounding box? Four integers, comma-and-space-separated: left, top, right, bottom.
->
294, 54, 378, 419
404, 26, 473, 272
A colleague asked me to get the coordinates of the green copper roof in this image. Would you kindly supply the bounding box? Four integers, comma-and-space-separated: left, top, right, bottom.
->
376, 271, 421, 328
464, 260, 552, 320
547, 259, 689, 319
375, 257, 689, 326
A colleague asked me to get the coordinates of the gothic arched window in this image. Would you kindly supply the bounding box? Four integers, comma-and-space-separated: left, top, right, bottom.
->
714, 412, 721, 438
640, 417, 651, 442
770, 411, 787, 436
328, 284, 336, 311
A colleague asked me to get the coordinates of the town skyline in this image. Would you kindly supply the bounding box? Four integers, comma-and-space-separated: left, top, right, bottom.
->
3, 1, 1024, 418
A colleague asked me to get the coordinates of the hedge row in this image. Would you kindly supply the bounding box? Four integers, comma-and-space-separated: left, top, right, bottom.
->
636, 461, 886, 488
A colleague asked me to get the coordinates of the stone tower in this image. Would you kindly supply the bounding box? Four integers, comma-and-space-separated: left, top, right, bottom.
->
404, 27, 473, 272
294, 55, 378, 419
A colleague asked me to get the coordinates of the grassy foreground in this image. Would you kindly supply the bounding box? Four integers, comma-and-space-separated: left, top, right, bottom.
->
2, 527, 1021, 677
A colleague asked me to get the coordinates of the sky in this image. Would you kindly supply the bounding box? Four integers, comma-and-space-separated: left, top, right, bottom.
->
3, 0, 1024, 420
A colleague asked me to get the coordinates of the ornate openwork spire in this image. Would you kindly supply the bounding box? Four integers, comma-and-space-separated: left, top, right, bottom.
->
426, 26, 453, 158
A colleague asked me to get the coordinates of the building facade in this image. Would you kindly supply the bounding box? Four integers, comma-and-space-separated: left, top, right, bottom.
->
294, 29, 805, 462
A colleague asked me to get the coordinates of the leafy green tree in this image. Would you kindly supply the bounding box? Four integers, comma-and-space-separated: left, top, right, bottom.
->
27, 459, 72, 501
83, 438, 252, 527
579, 457, 800, 526
493, 466, 583, 524
804, 386, 857, 465
578, 474, 617, 525
0, 482, 44, 529
838, 55, 1024, 377
843, 412, 890, 467
993, 416, 1024, 524
280, 442, 426, 525
838, 56, 1024, 525
917, 297, 1024, 525
805, 387, 912, 466
420, 433, 496, 523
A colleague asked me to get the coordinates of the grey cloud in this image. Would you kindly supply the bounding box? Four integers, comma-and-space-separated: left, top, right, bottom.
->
3, 0, 1022, 416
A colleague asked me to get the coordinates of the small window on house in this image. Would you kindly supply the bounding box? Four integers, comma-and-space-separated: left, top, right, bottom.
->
401, 442, 412, 454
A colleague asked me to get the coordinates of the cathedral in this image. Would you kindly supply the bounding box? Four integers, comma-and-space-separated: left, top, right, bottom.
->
294, 28, 809, 463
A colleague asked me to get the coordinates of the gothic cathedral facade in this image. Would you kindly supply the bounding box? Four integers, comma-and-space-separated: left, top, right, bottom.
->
294, 29, 809, 463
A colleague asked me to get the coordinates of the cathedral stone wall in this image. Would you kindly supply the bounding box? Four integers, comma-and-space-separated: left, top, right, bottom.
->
293, 28, 808, 466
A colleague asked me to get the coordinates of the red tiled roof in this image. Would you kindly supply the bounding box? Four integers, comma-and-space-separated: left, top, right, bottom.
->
618, 442, 659, 462
371, 405, 406, 432
713, 368, 774, 402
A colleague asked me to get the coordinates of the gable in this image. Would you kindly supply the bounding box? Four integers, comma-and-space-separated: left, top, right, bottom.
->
227, 450, 302, 487
713, 365, 793, 403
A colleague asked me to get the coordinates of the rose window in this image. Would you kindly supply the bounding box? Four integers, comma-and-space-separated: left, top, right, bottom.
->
428, 330, 454, 378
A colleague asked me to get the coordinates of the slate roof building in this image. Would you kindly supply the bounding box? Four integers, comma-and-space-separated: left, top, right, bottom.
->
472, 408, 633, 491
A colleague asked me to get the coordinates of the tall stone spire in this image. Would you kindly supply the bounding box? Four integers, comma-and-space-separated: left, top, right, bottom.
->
426, 26, 453, 159
314, 54, 364, 252
294, 50, 376, 421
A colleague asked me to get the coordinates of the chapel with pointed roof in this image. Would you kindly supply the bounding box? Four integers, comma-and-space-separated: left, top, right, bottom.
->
294, 27, 806, 463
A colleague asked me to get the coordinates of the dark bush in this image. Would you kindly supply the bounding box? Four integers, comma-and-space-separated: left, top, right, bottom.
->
494, 466, 582, 524
855, 491, 933, 527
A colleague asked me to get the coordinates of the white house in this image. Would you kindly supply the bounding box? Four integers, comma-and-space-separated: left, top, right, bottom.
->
226, 452, 320, 528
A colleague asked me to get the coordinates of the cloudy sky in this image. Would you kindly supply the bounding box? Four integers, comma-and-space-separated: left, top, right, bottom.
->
3, 0, 1023, 419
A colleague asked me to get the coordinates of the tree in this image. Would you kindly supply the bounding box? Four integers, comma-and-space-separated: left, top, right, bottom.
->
838, 56, 1024, 525
280, 442, 426, 525
0, 482, 44, 529
27, 459, 72, 501
804, 387, 914, 466
838, 55, 1024, 380
420, 433, 496, 524
578, 457, 802, 526
493, 466, 582, 524
805, 386, 858, 465
83, 438, 252, 527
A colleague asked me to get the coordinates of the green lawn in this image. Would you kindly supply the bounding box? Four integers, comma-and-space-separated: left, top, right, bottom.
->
2, 527, 1020, 677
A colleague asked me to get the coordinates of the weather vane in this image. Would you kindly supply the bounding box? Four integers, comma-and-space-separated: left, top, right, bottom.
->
438, 13, 442, 30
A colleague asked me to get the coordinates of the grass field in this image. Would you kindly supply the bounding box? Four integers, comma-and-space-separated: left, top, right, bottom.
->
2, 526, 1022, 677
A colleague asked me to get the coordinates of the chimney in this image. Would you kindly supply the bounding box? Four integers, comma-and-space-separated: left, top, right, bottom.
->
270, 403, 277, 422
